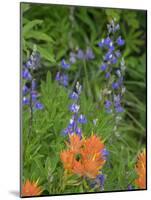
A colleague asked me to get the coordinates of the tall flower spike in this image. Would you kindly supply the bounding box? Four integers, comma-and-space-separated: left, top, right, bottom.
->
22, 179, 43, 197
135, 149, 146, 189
22, 51, 44, 110
60, 134, 106, 179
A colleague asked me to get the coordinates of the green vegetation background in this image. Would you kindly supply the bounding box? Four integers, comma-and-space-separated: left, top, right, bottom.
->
21, 3, 146, 195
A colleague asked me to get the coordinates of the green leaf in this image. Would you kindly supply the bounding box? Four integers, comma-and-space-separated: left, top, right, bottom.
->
24, 31, 54, 43
23, 19, 43, 35
37, 46, 55, 63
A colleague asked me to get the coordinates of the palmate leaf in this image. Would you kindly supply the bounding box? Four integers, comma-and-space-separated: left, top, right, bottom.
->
23, 19, 43, 35
24, 31, 54, 43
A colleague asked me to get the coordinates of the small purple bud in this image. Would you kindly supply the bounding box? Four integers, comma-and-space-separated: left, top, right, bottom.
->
69, 92, 79, 100
35, 102, 44, 110
78, 114, 87, 124
61, 59, 70, 69
22, 97, 30, 105
117, 36, 125, 46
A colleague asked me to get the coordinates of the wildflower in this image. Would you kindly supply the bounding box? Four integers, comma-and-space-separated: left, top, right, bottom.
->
31, 91, 38, 102
35, 102, 44, 110
115, 50, 121, 58
22, 68, 32, 80
31, 79, 36, 90
112, 82, 119, 90
76, 81, 82, 94
69, 52, 76, 64
69, 103, 80, 113
105, 72, 110, 79
97, 174, 105, 190
104, 37, 112, 46
105, 100, 112, 109
85, 48, 95, 60
69, 91, 79, 100
60, 74, 69, 87
98, 39, 105, 48
60, 134, 106, 179
22, 179, 43, 197
101, 148, 109, 160
78, 114, 87, 124
115, 106, 124, 113
135, 149, 146, 189
23, 97, 30, 105
104, 51, 113, 61
55, 71, 60, 81
76, 49, 85, 59
22, 85, 29, 95
61, 59, 70, 69
100, 64, 107, 71
117, 36, 125, 46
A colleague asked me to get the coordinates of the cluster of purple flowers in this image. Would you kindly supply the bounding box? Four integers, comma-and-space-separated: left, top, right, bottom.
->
98, 20, 126, 114
69, 47, 95, 64
55, 59, 70, 87
22, 51, 44, 110
55, 48, 94, 87
62, 81, 87, 137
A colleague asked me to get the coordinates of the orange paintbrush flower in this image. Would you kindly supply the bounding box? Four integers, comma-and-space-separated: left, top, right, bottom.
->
135, 149, 146, 189
60, 134, 106, 179
22, 179, 43, 197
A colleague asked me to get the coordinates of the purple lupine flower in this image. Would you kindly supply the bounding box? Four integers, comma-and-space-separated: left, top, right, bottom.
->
25, 59, 32, 68
97, 174, 105, 188
115, 50, 121, 58
76, 49, 85, 59
105, 100, 112, 109
22, 68, 32, 80
112, 82, 119, 90
117, 36, 125, 46
69, 91, 79, 100
104, 51, 113, 61
100, 64, 107, 71
78, 114, 87, 124
76, 82, 82, 94
85, 48, 95, 60
104, 37, 112, 46
22, 97, 30, 105
109, 42, 115, 52
31, 91, 38, 102
22, 85, 29, 95
62, 128, 69, 135
105, 72, 110, 79
35, 102, 44, 110
128, 185, 132, 190
101, 148, 109, 160
31, 79, 36, 90
69, 103, 80, 113
98, 39, 105, 48
111, 56, 117, 64
114, 24, 120, 32
115, 106, 124, 113
69, 52, 76, 64
75, 127, 82, 137
116, 70, 121, 77
61, 59, 70, 69
55, 72, 60, 81
60, 74, 68, 86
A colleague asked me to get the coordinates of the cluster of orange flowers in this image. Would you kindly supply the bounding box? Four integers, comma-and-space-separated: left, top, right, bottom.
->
135, 149, 146, 189
60, 134, 106, 179
21, 179, 43, 197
